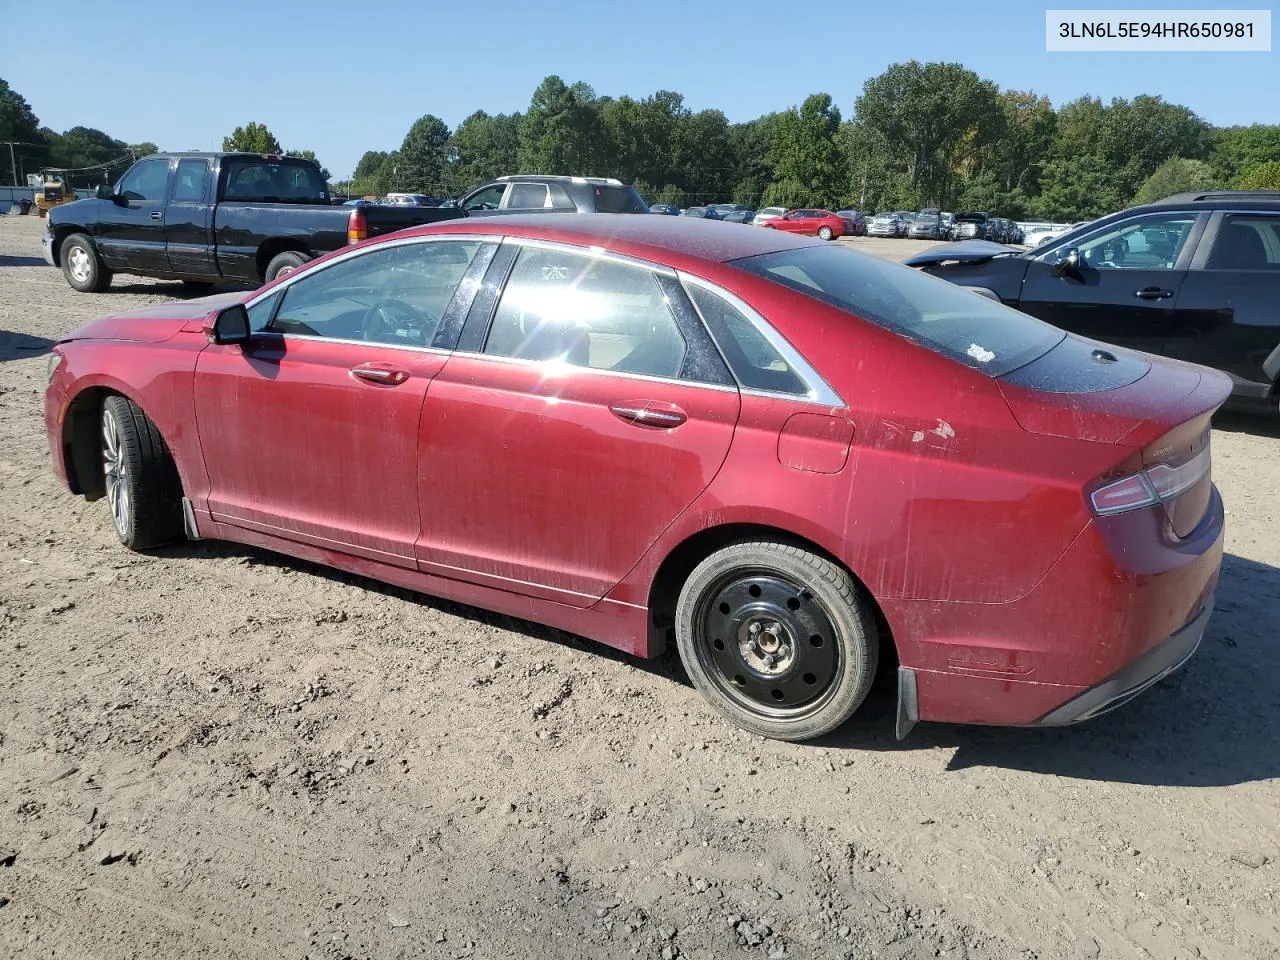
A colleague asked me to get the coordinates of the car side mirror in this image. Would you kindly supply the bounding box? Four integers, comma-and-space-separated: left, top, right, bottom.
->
206, 304, 251, 346
1051, 247, 1081, 278
94, 184, 111, 201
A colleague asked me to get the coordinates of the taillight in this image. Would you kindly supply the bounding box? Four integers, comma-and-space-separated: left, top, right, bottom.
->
1089, 437, 1211, 517
347, 208, 367, 244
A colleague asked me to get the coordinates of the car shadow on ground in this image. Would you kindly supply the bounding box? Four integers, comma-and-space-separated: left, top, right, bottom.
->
109, 281, 256, 299
0, 330, 54, 361
0, 254, 48, 267
158, 541, 1278, 789
1213, 408, 1280, 440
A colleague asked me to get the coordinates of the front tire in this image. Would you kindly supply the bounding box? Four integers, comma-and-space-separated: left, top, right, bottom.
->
60, 233, 112, 292
101, 396, 185, 550
817, 226, 833, 241
675, 541, 879, 742
264, 250, 311, 284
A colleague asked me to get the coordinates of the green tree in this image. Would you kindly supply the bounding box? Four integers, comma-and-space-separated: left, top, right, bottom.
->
1237, 160, 1280, 190
855, 61, 1003, 208
519, 76, 606, 175
449, 111, 521, 194
223, 121, 282, 154
1211, 125, 1280, 183
374, 150, 404, 193
286, 148, 330, 181
397, 114, 452, 194
129, 142, 159, 158
764, 93, 844, 209
1134, 157, 1219, 204
674, 109, 733, 203
353, 150, 388, 181
0, 77, 43, 184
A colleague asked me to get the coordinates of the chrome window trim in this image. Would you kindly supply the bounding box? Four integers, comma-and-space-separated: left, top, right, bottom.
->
501, 182, 552, 210
500, 236, 679, 278
449, 346, 739, 394
249, 331, 454, 356
677, 272, 845, 409
241, 233, 504, 311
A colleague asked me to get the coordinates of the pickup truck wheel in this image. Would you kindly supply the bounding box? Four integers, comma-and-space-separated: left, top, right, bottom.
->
61, 233, 112, 293
264, 251, 311, 284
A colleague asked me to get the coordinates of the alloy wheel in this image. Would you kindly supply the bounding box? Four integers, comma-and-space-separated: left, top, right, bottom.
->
102, 407, 130, 538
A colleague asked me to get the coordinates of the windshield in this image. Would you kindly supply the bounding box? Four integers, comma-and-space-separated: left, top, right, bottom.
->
730, 245, 1063, 377
222, 159, 329, 203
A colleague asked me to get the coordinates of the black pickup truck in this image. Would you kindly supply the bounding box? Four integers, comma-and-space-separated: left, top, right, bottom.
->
42, 152, 460, 292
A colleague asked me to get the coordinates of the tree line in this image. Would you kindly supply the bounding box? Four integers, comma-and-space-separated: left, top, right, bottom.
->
5, 67, 1278, 220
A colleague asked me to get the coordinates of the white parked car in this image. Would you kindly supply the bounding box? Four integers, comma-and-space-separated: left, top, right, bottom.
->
752, 206, 787, 226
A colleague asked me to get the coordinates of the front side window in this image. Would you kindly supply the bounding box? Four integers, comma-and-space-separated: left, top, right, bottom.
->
172, 159, 208, 203
506, 182, 550, 209
463, 185, 506, 211
732, 244, 1064, 377
1205, 214, 1280, 270
116, 158, 170, 202
268, 240, 484, 346
484, 246, 687, 378
1065, 214, 1197, 271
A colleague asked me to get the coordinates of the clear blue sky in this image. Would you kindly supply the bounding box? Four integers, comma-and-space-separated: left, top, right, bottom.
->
4, 0, 1276, 179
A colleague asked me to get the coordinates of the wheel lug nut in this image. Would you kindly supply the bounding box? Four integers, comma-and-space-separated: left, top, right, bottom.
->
749, 622, 761, 635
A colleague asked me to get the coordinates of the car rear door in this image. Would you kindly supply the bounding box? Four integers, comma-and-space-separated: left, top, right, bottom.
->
1016, 211, 1206, 355
96, 156, 171, 274
193, 237, 495, 566
165, 157, 216, 278
1170, 210, 1280, 394
414, 240, 741, 607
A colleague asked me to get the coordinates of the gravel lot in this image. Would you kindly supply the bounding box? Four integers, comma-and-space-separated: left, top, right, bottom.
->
2, 213, 1278, 960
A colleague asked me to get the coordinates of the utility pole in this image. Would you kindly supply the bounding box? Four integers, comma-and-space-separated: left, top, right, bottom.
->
4, 142, 16, 186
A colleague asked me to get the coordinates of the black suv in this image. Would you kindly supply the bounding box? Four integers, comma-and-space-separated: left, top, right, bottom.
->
905, 191, 1280, 407
449, 175, 649, 215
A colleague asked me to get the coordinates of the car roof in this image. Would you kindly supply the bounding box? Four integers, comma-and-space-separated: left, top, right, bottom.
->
1145, 190, 1280, 208
408, 213, 819, 265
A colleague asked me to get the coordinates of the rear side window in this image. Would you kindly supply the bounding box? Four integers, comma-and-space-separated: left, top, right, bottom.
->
548, 184, 575, 209
506, 182, 550, 209
172, 159, 208, 203
222, 159, 328, 203
732, 245, 1064, 377
592, 186, 649, 214
1205, 214, 1280, 270
687, 283, 807, 395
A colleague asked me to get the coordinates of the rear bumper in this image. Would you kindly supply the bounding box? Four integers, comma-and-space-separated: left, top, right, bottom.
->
888, 484, 1225, 733
1034, 598, 1211, 725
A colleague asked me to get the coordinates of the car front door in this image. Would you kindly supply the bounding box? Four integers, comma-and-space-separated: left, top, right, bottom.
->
165, 157, 216, 278
1017, 212, 1206, 354
1171, 211, 1280, 393
192, 237, 495, 567
415, 241, 741, 607
96, 156, 171, 274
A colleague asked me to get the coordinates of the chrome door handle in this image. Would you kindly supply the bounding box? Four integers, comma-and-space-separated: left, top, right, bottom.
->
350, 365, 409, 385
1134, 287, 1173, 300
609, 403, 687, 428
150, 211, 162, 221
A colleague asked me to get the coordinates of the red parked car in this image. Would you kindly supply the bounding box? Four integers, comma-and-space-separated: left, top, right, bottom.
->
761, 208, 846, 240
45, 215, 1229, 742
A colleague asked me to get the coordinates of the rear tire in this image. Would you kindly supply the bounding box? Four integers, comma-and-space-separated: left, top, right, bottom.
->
264, 250, 311, 284
817, 226, 833, 241
60, 233, 112, 292
100, 396, 185, 550
675, 540, 879, 742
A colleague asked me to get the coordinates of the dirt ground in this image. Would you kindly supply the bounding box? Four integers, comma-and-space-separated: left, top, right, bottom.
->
1, 213, 1278, 960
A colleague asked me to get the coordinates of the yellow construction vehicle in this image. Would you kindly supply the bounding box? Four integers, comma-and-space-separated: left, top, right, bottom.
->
28, 170, 76, 217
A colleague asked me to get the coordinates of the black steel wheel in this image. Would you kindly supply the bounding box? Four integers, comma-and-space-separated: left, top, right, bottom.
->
675, 541, 878, 741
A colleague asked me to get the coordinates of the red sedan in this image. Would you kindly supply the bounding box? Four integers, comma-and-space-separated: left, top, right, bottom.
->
761, 208, 846, 240
45, 216, 1228, 742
